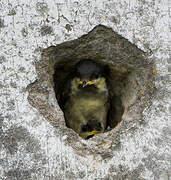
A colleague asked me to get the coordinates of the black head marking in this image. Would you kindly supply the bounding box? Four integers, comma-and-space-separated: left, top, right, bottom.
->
75, 59, 105, 80
81, 119, 102, 132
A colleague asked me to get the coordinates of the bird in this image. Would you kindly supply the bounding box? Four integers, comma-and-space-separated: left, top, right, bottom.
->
59, 59, 109, 139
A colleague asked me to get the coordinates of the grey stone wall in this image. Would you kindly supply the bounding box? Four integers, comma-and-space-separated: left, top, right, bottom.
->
0, 0, 170, 179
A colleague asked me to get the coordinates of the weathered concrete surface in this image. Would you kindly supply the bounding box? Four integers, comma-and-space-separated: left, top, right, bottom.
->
27, 24, 155, 141
0, 0, 170, 179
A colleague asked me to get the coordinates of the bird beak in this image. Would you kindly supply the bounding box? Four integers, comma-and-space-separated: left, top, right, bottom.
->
87, 130, 101, 136
79, 80, 94, 87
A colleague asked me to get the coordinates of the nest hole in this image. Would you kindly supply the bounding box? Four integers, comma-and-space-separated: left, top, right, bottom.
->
53, 60, 131, 135
27, 25, 154, 140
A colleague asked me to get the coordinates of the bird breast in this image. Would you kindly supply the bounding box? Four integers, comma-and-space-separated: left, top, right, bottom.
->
69, 89, 109, 114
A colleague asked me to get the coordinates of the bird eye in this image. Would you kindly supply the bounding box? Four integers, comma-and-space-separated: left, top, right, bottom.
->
82, 125, 88, 132
96, 74, 99, 78
75, 71, 80, 77
94, 73, 99, 79
96, 122, 102, 131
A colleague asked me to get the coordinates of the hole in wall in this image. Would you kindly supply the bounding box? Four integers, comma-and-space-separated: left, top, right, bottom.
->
27, 25, 155, 146
53, 59, 125, 139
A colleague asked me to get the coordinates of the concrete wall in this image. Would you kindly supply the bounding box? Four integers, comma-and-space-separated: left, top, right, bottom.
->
0, 0, 170, 179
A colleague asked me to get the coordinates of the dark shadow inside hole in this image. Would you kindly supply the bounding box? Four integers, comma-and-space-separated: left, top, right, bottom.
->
53, 60, 125, 139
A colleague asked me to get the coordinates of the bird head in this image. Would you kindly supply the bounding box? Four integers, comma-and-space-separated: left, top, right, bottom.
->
81, 119, 103, 139
75, 59, 106, 88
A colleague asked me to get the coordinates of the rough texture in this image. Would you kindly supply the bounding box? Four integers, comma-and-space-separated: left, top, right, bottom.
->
27, 24, 155, 138
0, 0, 170, 180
